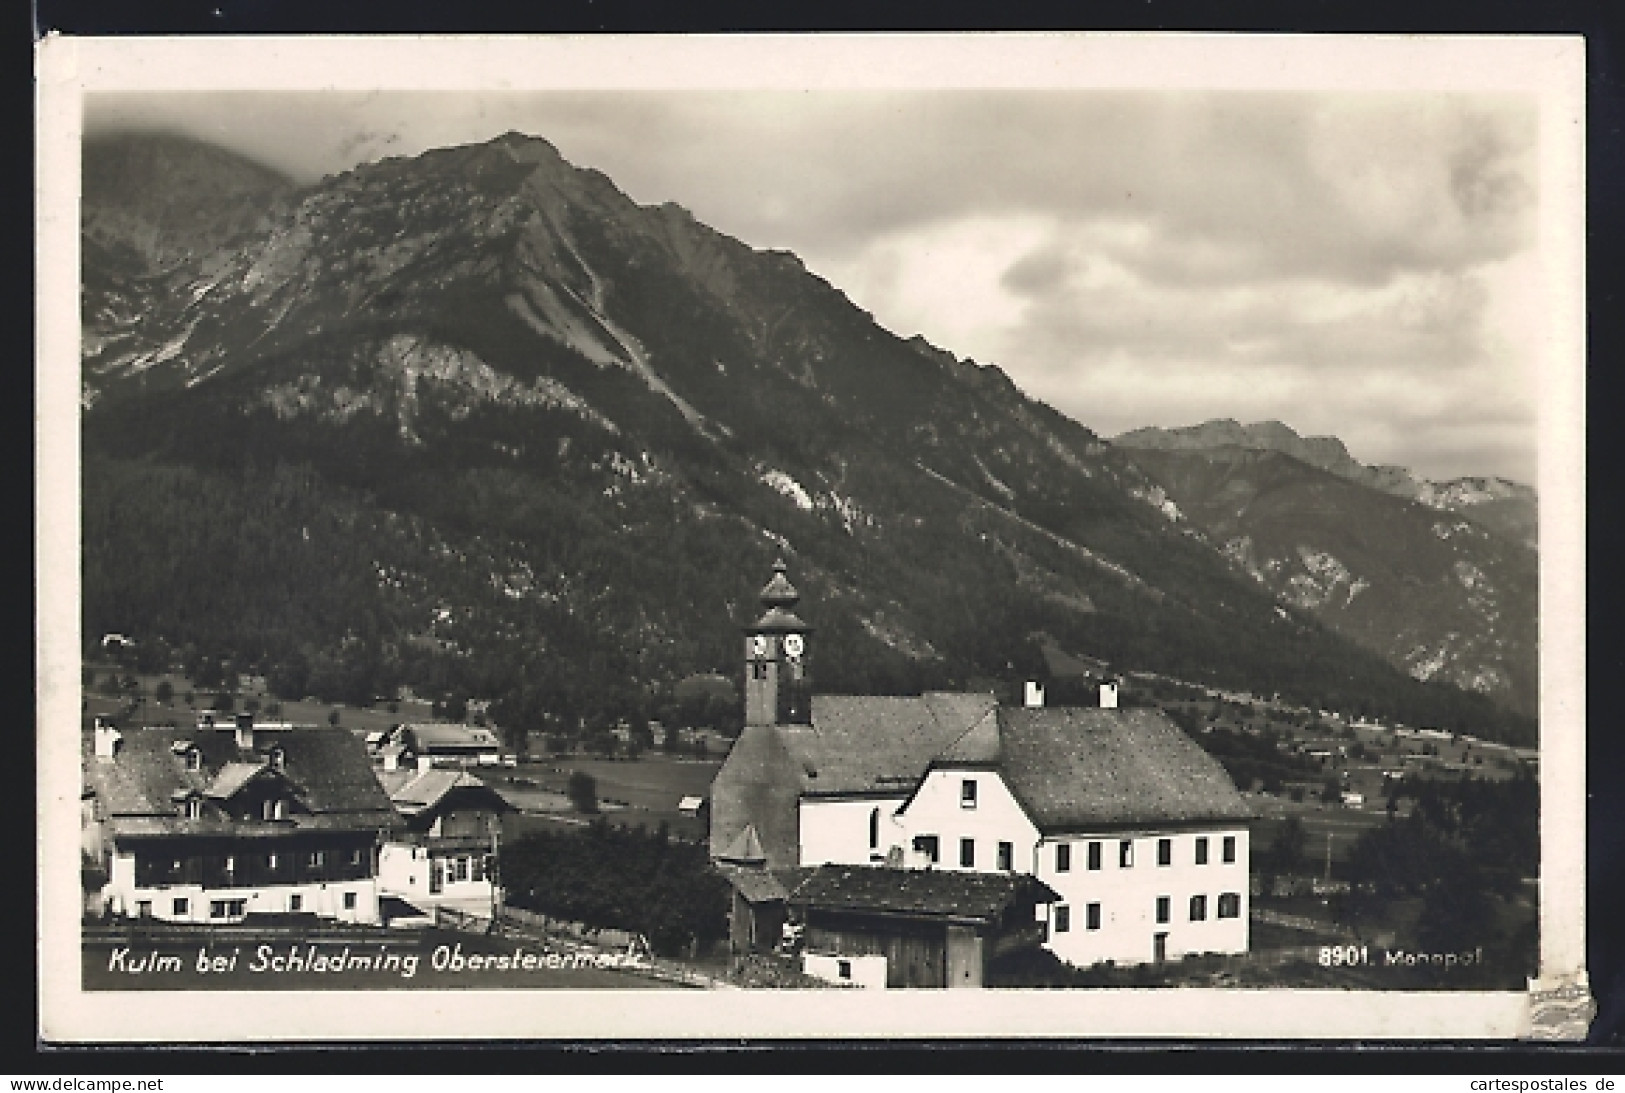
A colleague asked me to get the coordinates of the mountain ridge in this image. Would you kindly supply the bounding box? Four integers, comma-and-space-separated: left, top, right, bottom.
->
78, 130, 1536, 745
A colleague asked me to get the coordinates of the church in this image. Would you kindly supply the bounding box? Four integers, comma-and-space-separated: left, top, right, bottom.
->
709, 561, 1255, 985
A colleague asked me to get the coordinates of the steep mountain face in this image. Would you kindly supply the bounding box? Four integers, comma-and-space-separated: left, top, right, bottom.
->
1115, 419, 1538, 550
1112, 444, 1537, 717
80, 131, 1535, 744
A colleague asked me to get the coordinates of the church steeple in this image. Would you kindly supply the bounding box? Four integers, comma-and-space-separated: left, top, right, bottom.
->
743, 559, 812, 725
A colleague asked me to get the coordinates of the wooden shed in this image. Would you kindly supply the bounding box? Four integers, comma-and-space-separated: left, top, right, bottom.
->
788, 865, 1058, 988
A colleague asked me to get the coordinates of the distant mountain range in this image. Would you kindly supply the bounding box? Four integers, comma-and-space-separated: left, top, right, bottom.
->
1115, 419, 1538, 549
76, 130, 1536, 743
1113, 421, 1537, 716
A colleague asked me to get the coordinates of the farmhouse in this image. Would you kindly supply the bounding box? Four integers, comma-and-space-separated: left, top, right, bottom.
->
375, 764, 514, 922
373, 722, 503, 768
82, 714, 402, 924
710, 562, 1255, 981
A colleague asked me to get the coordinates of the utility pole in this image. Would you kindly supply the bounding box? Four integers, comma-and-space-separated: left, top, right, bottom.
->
1324, 831, 1333, 882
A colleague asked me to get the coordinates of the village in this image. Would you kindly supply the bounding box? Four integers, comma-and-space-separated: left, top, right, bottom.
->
80, 563, 1538, 992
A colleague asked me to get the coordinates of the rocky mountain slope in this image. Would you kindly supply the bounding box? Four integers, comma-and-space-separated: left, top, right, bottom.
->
1115, 419, 1538, 549
1113, 423, 1537, 716
78, 131, 1535, 744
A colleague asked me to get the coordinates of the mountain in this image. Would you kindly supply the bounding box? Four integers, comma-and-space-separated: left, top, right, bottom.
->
1111, 425, 1537, 716
1114, 419, 1538, 550
78, 131, 1535, 745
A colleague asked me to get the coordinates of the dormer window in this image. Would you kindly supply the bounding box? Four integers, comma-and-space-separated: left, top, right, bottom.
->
268, 746, 286, 772
261, 798, 287, 821
185, 749, 202, 772
182, 798, 203, 820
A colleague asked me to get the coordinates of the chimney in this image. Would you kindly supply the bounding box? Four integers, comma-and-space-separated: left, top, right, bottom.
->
416, 754, 434, 773
1099, 680, 1119, 709
93, 719, 122, 759
382, 750, 399, 772
1023, 681, 1045, 708
234, 712, 255, 751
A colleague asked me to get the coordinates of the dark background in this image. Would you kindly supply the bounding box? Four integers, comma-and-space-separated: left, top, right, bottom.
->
27, 0, 1625, 1070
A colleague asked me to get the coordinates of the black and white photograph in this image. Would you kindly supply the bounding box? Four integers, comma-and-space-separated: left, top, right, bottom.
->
36, 34, 1586, 1042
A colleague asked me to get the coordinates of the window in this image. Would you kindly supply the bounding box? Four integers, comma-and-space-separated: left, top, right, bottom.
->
263, 798, 287, 821
1055, 843, 1071, 873
960, 779, 978, 809
268, 746, 285, 771
1195, 837, 1209, 865
343, 891, 358, 910
997, 841, 1014, 871
455, 857, 470, 882
307, 850, 325, 870
223, 855, 235, 874
1155, 896, 1170, 924
1053, 905, 1071, 934
209, 899, 245, 919
172, 897, 189, 917
1189, 894, 1208, 922
266, 852, 279, 871
289, 894, 302, 912
1085, 903, 1101, 931
1119, 840, 1134, 868
184, 748, 201, 772
959, 838, 975, 869
183, 798, 202, 820
913, 834, 940, 864
868, 808, 880, 850
1222, 835, 1237, 864
349, 847, 364, 866
1217, 892, 1241, 919
1087, 841, 1102, 871
837, 960, 852, 980
752, 662, 768, 680
1157, 838, 1172, 866
135, 901, 152, 918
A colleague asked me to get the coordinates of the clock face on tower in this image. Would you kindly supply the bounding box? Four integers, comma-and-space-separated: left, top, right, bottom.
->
783, 633, 805, 659
750, 634, 770, 658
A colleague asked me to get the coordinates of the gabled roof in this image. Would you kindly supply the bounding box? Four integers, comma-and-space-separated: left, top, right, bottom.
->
782, 692, 999, 796
790, 865, 1059, 923
716, 823, 767, 864
83, 726, 402, 839
374, 767, 512, 817
204, 761, 273, 800
994, 707, 1255, 833
397, 723, 501, 751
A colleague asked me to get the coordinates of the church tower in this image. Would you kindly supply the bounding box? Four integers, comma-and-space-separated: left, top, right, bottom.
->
743, 559, 812, 725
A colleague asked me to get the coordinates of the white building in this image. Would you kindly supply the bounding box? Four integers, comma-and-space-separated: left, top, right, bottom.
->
82, 716, 401, 925
711, 563, 1254, 973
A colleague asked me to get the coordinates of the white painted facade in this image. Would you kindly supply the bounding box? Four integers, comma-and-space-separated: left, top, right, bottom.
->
377, 843, 499, 916
795, 765, 1250, 968
1032, 827, 1250, 967
797, 796, 907, 866
103, 851, 382, 925
803, 951, 887, 989
893, 769, 1040, 873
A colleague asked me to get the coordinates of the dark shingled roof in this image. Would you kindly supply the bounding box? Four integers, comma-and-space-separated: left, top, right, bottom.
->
994, 707, 1255, 833
783, 692, 999, 796
84, 726, 402, 839
374, 768, 513, 818
790, 865, 1059, 923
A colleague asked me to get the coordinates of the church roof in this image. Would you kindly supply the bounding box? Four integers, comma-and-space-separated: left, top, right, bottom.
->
783, 693, 1000, 797
750, 606, 808, 633
758, 560, 800, 609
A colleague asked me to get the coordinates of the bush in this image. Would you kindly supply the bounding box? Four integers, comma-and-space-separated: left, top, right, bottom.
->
567, 770, 598, 814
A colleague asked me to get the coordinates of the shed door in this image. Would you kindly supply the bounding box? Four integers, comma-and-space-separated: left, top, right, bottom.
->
946, 925, 982, 988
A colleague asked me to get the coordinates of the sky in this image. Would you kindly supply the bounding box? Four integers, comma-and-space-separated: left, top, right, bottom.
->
85, 90, 1543, 483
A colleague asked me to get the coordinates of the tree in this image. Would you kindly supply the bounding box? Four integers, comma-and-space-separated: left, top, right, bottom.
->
567, 770, 599, 814
1268, 816, 1307, 876
212, 692, 235, 713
